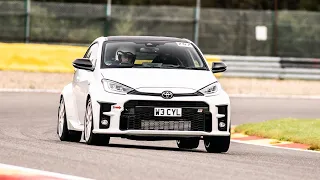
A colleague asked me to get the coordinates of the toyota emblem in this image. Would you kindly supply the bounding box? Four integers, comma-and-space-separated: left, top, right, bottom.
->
161, 91, 174, 99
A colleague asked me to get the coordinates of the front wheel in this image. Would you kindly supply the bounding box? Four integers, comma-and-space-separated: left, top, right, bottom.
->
57, 96, 82, 142
203, 136, 230, 153
84, 98, 110, 146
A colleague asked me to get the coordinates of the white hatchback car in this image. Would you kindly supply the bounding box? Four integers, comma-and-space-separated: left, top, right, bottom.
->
57, 36, 231, 153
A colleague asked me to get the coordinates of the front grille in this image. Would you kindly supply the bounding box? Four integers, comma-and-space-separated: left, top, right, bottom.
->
120, 100, 212, 132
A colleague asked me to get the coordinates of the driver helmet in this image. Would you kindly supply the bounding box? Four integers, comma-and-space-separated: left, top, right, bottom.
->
115, 46, 136, 64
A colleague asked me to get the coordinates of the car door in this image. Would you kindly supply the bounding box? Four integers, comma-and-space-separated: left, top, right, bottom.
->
73, 43, 99, 125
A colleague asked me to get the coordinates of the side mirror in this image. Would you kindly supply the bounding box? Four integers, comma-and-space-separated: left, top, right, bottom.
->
72, 58, 94, 71
211, 62, 227, 73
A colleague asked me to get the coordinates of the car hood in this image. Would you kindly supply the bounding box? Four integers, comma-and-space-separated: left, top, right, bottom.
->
100, 68, 217, 92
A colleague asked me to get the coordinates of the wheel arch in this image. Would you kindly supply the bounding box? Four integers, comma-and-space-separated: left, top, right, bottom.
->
60, 83, 81, 131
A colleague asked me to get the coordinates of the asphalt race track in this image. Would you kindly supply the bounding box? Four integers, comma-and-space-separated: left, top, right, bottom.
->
0, 92, 319, 180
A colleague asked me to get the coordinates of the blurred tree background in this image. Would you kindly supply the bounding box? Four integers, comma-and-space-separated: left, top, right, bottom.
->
34, 0, 320, 11
1, 0, 319, 57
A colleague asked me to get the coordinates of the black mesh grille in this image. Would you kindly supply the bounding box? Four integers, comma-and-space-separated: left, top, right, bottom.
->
120, 100, 212, 132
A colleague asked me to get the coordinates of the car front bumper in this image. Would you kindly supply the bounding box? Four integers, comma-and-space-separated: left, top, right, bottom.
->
90, 89, 231, 137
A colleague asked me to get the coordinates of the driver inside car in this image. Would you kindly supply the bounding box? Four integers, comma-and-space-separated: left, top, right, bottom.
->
115, 46, 136, 64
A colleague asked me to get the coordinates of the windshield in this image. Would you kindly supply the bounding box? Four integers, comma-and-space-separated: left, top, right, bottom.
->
101, 40, 208, 70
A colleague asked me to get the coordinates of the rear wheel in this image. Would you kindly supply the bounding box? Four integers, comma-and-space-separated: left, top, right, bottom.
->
176, 137, 200, 149
84, 98, 110, 146
57, 96, 82, 142
203, 136, 230, 153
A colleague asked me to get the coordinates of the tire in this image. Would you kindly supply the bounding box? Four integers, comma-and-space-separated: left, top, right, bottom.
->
176, 137, 200, 149
84, 98, 110, 146
203, 136, 230, 153
57, 96, 82, 142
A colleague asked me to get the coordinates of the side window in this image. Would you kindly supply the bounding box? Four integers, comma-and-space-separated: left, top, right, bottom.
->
83, 43, 99, 67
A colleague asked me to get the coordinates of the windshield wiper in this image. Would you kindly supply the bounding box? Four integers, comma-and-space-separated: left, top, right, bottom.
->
160, 65, 207, 70
134, 66, 161, 68
183, 67, 207, 70
160, 64, 181, 68
106, 64, 134, 68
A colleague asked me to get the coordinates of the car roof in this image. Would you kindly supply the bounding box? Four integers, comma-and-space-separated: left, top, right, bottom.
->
105, 36, 190, 43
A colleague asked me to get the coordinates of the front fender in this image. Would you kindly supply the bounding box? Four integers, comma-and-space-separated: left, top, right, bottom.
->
61, 83, 81, 131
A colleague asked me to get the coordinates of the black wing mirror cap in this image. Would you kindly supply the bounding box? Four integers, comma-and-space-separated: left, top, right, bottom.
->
211, 62, 227, 73
72, 58, 94, 71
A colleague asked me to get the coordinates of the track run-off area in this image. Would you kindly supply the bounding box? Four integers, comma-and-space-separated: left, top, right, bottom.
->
0, 91, 319, 180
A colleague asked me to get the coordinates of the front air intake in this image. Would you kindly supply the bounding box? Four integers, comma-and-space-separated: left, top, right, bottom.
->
99, 103, 113, 129
216, 105, 228, 131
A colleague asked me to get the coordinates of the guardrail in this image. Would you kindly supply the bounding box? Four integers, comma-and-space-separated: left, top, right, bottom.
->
210, 55, 320, 80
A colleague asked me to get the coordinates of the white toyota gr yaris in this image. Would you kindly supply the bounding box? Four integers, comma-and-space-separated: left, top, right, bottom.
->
57, 36, 231, 153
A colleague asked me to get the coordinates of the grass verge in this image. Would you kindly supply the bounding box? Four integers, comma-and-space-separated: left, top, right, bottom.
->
234, 118, 320, 151
0, 42, 87, 73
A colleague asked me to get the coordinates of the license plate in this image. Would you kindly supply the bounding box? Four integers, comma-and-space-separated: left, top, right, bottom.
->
154, 108, 182, 117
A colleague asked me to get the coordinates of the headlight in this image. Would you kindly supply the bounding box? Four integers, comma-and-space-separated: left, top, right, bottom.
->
198, 81, 221, 96
101, 79, 134, 95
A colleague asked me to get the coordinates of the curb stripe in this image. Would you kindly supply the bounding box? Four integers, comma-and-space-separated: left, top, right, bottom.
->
231, 136, 265, 141
0, 163, 92, 180
0, 174, 61, 179
231, 131, 314, 152
231, 139, 320, 154
273, 143, 310, 149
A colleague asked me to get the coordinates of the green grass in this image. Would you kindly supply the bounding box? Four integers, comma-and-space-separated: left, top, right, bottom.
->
234, 118, 320, 151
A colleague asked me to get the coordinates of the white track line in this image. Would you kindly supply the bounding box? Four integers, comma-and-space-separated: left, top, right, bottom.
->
1, 88, 320, 99
0, 163, 93, 180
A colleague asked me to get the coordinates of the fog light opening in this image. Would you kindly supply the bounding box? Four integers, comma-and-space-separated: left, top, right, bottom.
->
101, 120, 109, 126
219, 122, 226, 128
